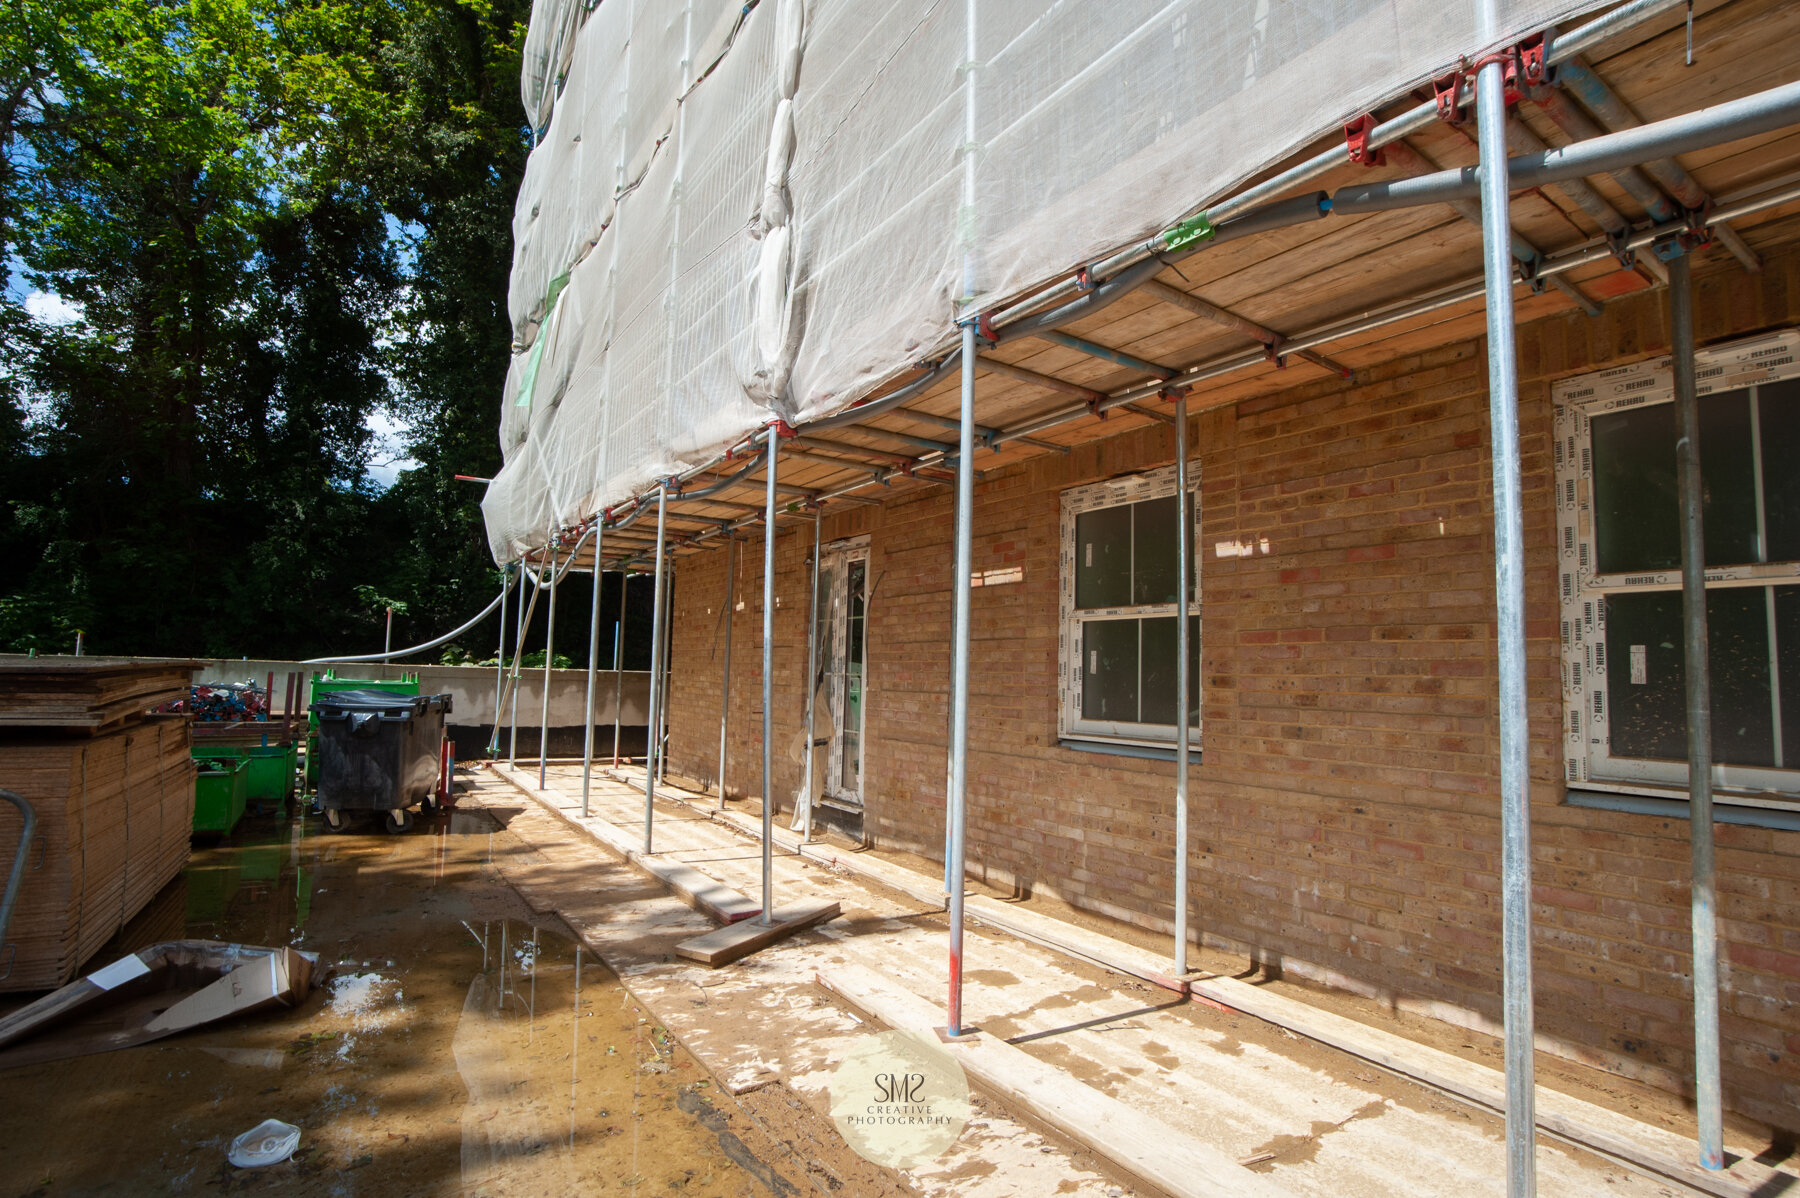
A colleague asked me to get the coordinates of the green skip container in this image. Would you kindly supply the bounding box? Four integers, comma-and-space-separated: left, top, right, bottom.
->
193, 744, 297, 809
193, 756, 249, 835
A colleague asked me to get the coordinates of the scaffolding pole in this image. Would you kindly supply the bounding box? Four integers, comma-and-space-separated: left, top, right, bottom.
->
581, 530, 606, 818
760, 427, 779, 926
493, 561, 511, 753
1670, 249, 1724, 1171
612, 573, 628, 766
946, 319, 978, 1036
799, 506, 822, 841
538, 542, 561, 789
661, 559, 675, 784
717, 538, 736, 809
643, 485, 669, 853
1475, 13, 1537, 1194
504, 557, 546, 764
947, 0, 978, 1038
1173, 395, 1192, 976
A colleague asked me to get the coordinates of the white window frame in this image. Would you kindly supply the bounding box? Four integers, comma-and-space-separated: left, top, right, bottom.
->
1553, 328, 1800, 810
1058, 461, 1201, 749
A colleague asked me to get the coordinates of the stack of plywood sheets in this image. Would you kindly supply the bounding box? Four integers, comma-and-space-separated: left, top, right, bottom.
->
0, 656, 196, 731
0, 660, 200, 993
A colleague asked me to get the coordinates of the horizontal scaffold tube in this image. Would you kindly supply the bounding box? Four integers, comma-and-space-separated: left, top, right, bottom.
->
1333, 78, 1800, 215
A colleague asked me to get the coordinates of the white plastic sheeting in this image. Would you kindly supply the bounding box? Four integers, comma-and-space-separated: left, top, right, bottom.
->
486, 0, 1609, 563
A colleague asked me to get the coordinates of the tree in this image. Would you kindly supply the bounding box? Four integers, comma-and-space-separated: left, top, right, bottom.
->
0, 0, 532, 661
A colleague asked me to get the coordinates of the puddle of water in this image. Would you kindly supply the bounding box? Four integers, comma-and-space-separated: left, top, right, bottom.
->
0, 808, 777, 1196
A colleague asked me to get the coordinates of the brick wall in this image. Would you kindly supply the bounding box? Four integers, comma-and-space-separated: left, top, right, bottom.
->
663, 247, 1800, 1129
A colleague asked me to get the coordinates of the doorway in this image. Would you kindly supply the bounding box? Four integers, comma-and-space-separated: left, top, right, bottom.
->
813, 536, 870, 815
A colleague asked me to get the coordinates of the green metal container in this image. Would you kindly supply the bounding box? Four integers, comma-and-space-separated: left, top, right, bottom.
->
193, 756, 249, 835
193, 744, 296, 807
306, 671, 419, 784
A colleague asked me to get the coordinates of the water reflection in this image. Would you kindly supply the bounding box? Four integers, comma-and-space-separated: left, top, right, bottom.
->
0, 807, 774, 1196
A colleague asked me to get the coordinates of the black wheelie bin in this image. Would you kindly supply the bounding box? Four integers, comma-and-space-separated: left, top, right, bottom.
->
312, 689, 452, 833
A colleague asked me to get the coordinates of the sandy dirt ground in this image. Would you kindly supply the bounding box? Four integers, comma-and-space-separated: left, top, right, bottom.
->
473, 759, 1798, 1198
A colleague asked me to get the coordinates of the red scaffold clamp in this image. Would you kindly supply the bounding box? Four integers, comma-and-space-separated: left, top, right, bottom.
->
1344, 114, 1385, 167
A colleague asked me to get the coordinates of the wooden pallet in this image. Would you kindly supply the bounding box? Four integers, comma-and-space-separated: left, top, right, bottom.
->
0, 716, 195, 992
0, 656, 200, 730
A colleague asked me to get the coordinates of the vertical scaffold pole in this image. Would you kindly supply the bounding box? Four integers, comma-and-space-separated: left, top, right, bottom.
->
760, 427, 780, 926
493, 562, 510, 753
613, 574, 627, 767
1173, 395, 1192, 976
581, 529, 606, 819
947, 320, 977, 1036
1670, 249, 1724, 1171
508, 557, 537, 766
539, 542, 561, 790
644, 485, 669, 852
800, 506, 822, 841
946, 0, 978, 1039
718, 539, 737, 808
1474, 12, 1538, 1194
661, 559, 676, 784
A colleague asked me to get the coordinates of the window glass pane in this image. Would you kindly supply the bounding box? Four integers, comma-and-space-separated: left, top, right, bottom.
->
1593, 405, 1679, 573
1699, 389, 1759, 565
1776, 585, 1800, 766
1132, 496, 1179, 605
1080, 618, 1139, 722
1592, 393, 1759, 573
1075, 505, 1132, 609
1138, 615, 1201, 727
1604, 588, 1774, 767
1759, 380, 1800, 562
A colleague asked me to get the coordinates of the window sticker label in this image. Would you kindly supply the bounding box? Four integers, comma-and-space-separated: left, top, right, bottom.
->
1630, 644, 1647, 685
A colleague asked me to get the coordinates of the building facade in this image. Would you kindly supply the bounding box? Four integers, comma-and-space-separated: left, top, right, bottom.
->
663, 246, 1800, 1130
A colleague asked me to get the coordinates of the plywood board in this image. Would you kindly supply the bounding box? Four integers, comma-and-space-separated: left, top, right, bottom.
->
674, 899, 840, 967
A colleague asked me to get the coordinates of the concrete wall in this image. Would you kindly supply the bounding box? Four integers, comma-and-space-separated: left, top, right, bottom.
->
189, 659, 653, 760
662, 246, 1800, 1130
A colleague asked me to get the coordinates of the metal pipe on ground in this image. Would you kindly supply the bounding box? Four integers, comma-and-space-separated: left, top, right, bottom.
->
759, 428, 779, 927
643, 485, 669, 852
717, 538, 736, 809
1670, 250, 1724, 1171
1556, 55, 1762, 272
1475, 31, 1538, 1198
581, 528, 606, 818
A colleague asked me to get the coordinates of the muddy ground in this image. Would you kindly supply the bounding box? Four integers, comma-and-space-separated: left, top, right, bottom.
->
0, 807, 867, 1197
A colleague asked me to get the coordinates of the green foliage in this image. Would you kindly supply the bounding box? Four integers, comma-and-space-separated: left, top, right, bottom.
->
0, 0, 531, 660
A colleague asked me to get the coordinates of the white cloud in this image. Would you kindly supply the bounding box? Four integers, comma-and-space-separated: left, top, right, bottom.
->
24, 289, 83, 326
365, 407, 419, 490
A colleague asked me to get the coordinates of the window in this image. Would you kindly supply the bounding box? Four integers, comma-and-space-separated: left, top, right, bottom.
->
1554, 329, 1800, 809
1058, 462, 1200, 749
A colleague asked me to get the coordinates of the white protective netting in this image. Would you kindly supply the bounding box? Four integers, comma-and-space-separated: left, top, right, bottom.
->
486, 0, 1610, 563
